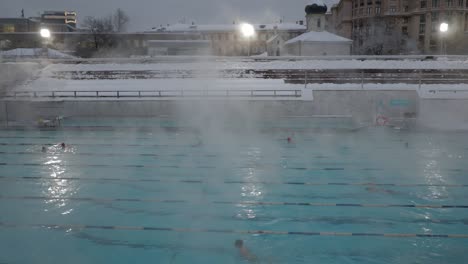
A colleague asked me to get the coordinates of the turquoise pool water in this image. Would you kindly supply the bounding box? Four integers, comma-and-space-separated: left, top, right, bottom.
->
1, 119, 468, 263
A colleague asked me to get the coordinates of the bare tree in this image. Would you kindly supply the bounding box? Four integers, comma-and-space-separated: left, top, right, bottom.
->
82, 15, 115, 49
113, 8, 130, 32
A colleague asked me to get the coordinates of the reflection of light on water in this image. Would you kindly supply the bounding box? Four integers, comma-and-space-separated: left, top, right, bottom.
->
42, 152, 78, 213
419, 147, 448, 200
236, 147, 265, 220
236, 204, 257, 219
62, 209, 74, 215
241, 184, 262, 197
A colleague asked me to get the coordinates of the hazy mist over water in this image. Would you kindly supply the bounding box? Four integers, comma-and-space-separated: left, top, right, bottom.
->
1, 0, 339, 31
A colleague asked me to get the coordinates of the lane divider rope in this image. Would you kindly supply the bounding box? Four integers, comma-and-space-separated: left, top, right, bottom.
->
1, 175, 467, 188
1, 195, 467, 209
0, 162, 464, 173
1, 222, 467, 239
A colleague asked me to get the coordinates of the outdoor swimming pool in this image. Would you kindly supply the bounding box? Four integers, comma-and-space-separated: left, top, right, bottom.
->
1, 118, 468, 263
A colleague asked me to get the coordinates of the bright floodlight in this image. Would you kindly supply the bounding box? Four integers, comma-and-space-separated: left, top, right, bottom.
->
40, 28, 51, 38
240, 23, 255, 37
440, 23, 448, 33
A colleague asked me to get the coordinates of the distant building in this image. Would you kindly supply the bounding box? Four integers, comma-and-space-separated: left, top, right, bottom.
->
328, 0, 468, 54
40, 11, 77, 32
0, 11, 76, 34
147, 39, 211, 56
283, 1, 352, 56
0, 18, 39, 33
147, 22, 306, 56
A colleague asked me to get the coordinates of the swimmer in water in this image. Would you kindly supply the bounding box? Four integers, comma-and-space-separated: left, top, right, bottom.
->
60, 142, 66, 149
235, 240, 258, 263
41, 146, 47, 153
287, 137, 292, 143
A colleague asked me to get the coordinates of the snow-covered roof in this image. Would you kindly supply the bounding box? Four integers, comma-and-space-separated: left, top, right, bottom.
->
309, 0, 326, 5
285, 31, 352, 45
147, 23, 306, 33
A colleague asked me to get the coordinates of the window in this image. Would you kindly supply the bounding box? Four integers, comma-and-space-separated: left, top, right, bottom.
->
420, 14, 426, 23
404, 5, 409, 12
3, 24, 15, 32
367, 0, 373, 5
317, 18, 321, 28
465, 14, 468, 30
367, 7, 372, 15
447, 0, 453, 6
390, 6, 397, 12
419, 15, 426, 34
403, 17, 409, 23
432, 13, 439, 31
402, 26, 408, 35
421, 0, 427, 8
458, 0, 463, 6
432, 0, 439, 7
376, 6, 381, 14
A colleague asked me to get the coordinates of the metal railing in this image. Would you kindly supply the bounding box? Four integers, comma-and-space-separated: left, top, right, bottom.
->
6, 89, 302, 99
49, 69, 468, 87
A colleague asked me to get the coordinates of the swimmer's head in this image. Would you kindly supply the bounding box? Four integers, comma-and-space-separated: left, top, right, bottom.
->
235, 240, 243, 248
60, 143, 66, 149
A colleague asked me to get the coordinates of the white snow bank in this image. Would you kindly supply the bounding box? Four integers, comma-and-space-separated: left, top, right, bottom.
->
1, 48, 76, 59
285, 31, 352, 44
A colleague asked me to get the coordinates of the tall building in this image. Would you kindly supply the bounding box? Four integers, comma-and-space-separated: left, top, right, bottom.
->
328, 0, 468, 54
40, 11, 77, 32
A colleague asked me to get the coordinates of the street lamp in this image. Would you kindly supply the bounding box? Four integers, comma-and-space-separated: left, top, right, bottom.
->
40, 28, 51, 39
439, 22, 448, 55
240, 23, 255, 56
39, 28, 51, 58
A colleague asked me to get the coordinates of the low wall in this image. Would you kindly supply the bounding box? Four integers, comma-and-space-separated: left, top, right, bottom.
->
419, 99, 468, 130
0, 90, 420, 128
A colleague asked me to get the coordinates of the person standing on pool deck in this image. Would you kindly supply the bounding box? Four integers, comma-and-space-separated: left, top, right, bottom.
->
235, 240, 258, 263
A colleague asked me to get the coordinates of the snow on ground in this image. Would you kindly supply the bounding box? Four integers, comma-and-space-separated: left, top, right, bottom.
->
39, 58, 468, 73
16, 78, 302, 92
1, 48, 76, 59
7, 58, 468, 101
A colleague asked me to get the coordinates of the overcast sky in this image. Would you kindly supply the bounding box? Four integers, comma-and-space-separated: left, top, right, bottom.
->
1, 0, 338, 31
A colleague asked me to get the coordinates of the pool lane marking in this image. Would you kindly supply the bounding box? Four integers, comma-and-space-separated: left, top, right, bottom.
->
1, 196, 467, 209
0, 222, 467, 239
1, 176, 468, 188
0, 151, 326, 160
0, 162, 345, 171
0, 162, 465, 173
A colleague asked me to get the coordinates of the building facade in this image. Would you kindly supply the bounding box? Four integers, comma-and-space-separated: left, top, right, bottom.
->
283, 2, 352, 56
328, 0, 468, 54
40, 11, 77, 32
149, 23, 306, 56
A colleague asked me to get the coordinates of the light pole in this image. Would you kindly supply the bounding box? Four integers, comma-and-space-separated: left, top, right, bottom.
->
240, 23, 255, 56
39, 28, 51, 58
439, 22, 448, 55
